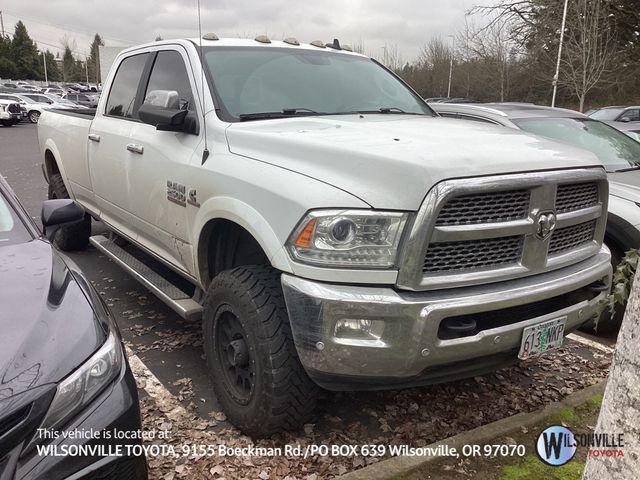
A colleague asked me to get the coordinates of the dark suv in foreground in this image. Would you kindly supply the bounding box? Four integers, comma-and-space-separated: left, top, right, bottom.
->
0, 176, 147, 479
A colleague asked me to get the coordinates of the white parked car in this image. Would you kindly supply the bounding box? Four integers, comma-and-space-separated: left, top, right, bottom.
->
0, 99, 22, 126
0, 93, 49, 123
21, 93, 88, 110
42, 87, 65, 96
38, 37, 612, 436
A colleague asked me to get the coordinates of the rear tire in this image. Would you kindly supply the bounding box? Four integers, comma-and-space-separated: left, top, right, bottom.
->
203, 265, 318, 437
48, 173, 91, 251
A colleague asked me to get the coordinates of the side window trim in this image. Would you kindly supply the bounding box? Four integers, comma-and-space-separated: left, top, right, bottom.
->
132, 52, 157, 119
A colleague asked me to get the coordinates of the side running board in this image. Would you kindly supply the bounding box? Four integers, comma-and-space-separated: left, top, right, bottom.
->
90, 235, 202, 321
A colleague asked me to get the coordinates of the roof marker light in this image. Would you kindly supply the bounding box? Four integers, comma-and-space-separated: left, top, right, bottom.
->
284, 37, 300, 46
342, 44, 353, 52
202, 33, 219, 41
310, 40, 326, 48
255, 35, 271, 44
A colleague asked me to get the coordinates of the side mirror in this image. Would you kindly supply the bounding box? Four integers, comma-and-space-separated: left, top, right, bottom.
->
138, 102, 189, 132
41, 199, 85, 241
620, 117, 632, 123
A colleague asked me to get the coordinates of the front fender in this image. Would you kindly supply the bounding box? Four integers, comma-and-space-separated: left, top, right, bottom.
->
606, 195, 640, 253
192, 196, 293, 274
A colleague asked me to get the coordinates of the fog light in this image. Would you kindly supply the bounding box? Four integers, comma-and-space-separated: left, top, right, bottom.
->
334, 319, 385, 340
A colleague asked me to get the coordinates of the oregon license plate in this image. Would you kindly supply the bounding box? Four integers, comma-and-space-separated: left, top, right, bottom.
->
518, 317, 566, 360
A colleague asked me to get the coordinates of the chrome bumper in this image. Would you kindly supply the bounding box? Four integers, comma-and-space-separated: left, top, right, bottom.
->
281, 247, 611, 390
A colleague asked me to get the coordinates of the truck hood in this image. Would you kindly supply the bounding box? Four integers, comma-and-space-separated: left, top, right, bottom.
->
226, 115, 602, 210
0, 240, 104, 403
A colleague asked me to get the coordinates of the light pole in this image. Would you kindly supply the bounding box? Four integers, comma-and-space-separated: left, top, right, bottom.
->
447, 35, 455, 99
551, 0, 569, 107
43, 53, 48, 84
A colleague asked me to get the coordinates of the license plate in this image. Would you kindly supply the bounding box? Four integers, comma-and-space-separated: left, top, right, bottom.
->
518, 317, 566, 360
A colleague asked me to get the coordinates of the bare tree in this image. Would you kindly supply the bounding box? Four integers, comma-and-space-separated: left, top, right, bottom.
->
459, 16, 515, 101
379, 43, 404, 73
469, 0, 538, 47
415, 37, 452, 96
558, 0, 617, 111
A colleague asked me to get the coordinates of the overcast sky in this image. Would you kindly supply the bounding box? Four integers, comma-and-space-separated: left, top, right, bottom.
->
0, 0, 491, 62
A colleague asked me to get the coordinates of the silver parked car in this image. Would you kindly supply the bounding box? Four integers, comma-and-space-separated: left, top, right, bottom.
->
430, 102, 640, 331
588, 106, 640, 124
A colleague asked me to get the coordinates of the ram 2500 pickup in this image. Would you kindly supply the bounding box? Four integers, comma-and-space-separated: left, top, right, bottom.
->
38, 36, 612, 437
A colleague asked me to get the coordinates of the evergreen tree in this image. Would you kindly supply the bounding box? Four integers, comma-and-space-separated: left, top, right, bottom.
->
62, 45, 75, 82
0, 35, 18, 79
11, 21, 41, 79
87, 33, 104, 83
40, 50, 62, 82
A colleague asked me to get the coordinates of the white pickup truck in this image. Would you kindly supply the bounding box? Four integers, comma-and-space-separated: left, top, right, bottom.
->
38, 36, 612, 436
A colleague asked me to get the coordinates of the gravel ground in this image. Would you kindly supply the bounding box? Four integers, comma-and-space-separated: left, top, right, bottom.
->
129, 331, 611, 480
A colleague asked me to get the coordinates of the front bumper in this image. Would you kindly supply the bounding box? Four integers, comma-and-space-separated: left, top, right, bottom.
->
4, 359, 147, 480
282, 247, 611, 390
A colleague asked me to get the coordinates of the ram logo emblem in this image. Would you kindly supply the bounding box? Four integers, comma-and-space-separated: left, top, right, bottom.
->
536, 211, 557, 240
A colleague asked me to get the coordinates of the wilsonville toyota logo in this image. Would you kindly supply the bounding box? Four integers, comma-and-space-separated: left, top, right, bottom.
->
536, 425, 625, 466
536, 425, 577, 466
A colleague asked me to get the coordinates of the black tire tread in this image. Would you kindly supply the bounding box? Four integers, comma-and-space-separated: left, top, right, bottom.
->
203, 265, 318, 437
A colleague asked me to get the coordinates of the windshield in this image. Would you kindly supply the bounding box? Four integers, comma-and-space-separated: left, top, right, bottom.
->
203, 47, 432, 121
589, 108, 624, 121
16, 95, 35, 104
513, 117, 640, 171
0, 191, 31, 246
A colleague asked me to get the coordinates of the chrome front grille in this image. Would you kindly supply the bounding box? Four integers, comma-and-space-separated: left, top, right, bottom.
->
556, 182, 599, 213
435, 190, 530, 225
548, 220, 596, 255
423, 236, 523, 272
396, 169, 608, 291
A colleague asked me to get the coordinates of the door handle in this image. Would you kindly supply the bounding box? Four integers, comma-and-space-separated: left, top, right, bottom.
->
126, 143, 144, 154
88, 133, 100, 142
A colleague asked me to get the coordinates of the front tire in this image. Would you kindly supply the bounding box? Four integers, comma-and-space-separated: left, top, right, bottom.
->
203, 265, 318, 437
48, 173, 91, 251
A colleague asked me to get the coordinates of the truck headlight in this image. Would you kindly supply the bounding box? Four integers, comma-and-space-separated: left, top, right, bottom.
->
39, 331, 123, 432
287, 210, 408, 268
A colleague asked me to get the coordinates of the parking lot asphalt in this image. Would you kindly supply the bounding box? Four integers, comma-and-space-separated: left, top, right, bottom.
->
0, 122, 619, 479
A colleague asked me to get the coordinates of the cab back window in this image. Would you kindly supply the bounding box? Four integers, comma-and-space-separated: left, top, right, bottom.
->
105, 53, 149, 118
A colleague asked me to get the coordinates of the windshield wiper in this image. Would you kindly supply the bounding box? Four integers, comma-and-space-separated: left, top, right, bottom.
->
239, 108, 321, 121
355, 107, 426, 115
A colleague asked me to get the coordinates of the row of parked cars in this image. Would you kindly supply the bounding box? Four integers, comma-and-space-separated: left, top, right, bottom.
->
0, 91, 99, 125
2, 80, 100, 93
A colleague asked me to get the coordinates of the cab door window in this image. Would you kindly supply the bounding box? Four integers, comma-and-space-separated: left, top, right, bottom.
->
143, 50, 195, 111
